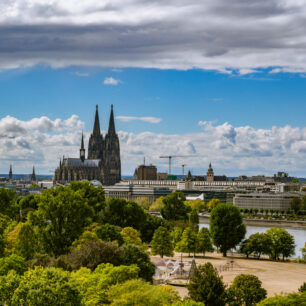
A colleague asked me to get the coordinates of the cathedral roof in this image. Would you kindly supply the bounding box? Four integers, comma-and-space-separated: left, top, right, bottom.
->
63, 158, 100, 168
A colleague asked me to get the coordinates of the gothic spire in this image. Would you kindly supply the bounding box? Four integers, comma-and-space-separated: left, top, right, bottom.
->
81, 131, 85, 150
9, 165, 12, 181
32, 166, 36, 182
108, 104, 116, 135
93, 105, 101, 136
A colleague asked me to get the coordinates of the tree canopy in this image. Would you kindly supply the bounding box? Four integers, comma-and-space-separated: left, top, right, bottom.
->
151, 226, 174, 258
161, 192, 190, 221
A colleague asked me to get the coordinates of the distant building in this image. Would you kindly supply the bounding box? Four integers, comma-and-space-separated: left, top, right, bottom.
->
157, 172, 168, 180
233, 193, 300, 210
9, 165, 12, 182
134, 164, 157, 180
31, 166, 36, 183
206, 163, 214, 182
53, 105, 121, 186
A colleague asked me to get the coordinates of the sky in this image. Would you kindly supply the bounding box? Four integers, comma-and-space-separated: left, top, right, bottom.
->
0, 0, 306, 176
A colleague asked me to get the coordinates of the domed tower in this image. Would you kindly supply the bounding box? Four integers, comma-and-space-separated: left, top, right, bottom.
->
104, 105, 121, 185
206, 162, 214, 182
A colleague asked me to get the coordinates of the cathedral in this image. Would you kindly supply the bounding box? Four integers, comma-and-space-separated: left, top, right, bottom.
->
53, 105, 121, 186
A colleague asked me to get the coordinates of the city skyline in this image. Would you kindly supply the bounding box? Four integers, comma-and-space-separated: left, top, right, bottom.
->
0, 1, 306, 176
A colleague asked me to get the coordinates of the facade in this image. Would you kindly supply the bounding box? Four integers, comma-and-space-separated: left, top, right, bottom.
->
53, 105, 121, 186
233, 193, 300, 210
134, 164, 157, 180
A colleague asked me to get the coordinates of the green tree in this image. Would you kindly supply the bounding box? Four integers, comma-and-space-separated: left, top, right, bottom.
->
120, 243, 156, 282
0, 188, 18, 219
71, 230, 100, 249
171, 227, 184, 246
101, 198, 147, 233
188, 262, 227, 306
11, 266, 81, 305
151, 226, 174, 258
290, 197, 302, 214
176, 227, 197, 257
64, 240, 123, 271
301, 241, 306, 260
196, 227, 214, 256
189, 209, 199, 232
302, 195, 306, 210
0, 254, 27, 276
244, 233, 271, 259
107, 279, 180, 305
14, 223, 38, 260
0, 235, 5, 258
139, 213, 164, 243
95, 224, 124, 245
149, 196, 165, 212
207, 198, 220, 210
210, 204, 246, 256
135, 197, 150, 210
121, 227, 144, 248
299, 282, 306, 293
29, 186, 94, 256
184, 200, 205, 211
72, 263, 139, 305
228, 274, 267, 306
0, 213, 11, 235
19, 194, 40, 211
161, 192, 189, 221
258, 291, 306, 305
69, 181, 105, 216
266, 227, 295, 260
0, 270, 21, 305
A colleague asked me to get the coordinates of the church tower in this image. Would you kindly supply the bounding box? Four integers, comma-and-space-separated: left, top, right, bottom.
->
104, 105, 121, 185
88, 105, 104, 160
80, 132, 85, 162
206, 162, 214, 182
9, 165, 12, 181
31, 166, 36, 182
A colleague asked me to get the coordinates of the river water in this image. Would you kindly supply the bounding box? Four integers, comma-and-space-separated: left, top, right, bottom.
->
199, 223, 306, 258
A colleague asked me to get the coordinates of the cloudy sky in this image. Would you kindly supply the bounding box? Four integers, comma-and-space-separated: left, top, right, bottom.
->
1, 0, 306, 176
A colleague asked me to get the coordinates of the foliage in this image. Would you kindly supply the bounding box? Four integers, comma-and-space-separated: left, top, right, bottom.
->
0, 213, 11, 235
14, 223, 38, 260
207, 198, 220, 210
257, 291, 306, 305
139, 213, 164, 243
95, 223, 124, 245
71, 230, 100, 249
196, 227, 214, 256
19, 194, 40, 211
184, 200, 205, 211
290, 197, 302, 213
120, 243, 156, 282
188, 262, 227, 306
151, 226, 174, 258
172, 300, 205, 306
101, 198, 147, 233
0, 235, 5, 258
0, 187, 18, 219
107, 279, 180, 305
299, 282, 306, 293
171, 227, 184, 246
12, 266, 81, 305
149, 196, 165, 212
161, 192, 190, 221
266, 227, 295, 260
29, 186, 94, 256
135, 197, 150, 210
228, 274, 267, 306
4, 223, 22, 254
302, 241, 306, 260
189, 209, 199, 231
176, 227, 197, 256
0, 270, 21, 305
0, 254, 27, 276
64, 240, 123, 271
240, 233, 271, 259
210, 204, 246, 256
72, 263, 139, 305
69, 181, 106, 216
121, 227, 144, 248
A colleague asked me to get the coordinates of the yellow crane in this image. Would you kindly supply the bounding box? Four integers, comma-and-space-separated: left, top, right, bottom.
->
159, 155, 196, 175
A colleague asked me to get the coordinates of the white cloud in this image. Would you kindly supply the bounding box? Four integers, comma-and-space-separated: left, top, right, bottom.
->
1, 114, 306, 176
75, 72, 89, 77
103, 77, 121, 85
116, 116, 162, 124
1, 1, 306, 72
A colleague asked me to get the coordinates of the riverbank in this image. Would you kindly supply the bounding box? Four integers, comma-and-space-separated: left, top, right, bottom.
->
199, 215, 306, 229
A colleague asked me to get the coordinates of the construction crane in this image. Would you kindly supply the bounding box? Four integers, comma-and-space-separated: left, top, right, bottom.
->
159, 155, 196, 175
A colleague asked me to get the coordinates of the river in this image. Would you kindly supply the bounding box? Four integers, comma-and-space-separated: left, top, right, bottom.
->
199, 223, 306, 258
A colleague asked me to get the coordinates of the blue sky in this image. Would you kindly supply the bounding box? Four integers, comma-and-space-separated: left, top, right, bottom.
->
1, 67, 306, 134
1, 0, 306, 176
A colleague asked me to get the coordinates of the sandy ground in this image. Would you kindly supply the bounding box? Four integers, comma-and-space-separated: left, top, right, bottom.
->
151, 252, 306, 298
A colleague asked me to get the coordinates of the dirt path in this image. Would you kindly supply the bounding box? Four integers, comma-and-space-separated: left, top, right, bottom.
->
151, 252, 306, 298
